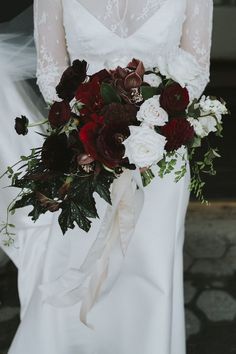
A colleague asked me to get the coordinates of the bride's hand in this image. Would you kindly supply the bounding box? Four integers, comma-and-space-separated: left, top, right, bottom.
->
139, 167, 149, 173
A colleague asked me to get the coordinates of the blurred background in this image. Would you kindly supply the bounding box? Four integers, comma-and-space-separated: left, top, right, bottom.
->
0, 1, 236, 354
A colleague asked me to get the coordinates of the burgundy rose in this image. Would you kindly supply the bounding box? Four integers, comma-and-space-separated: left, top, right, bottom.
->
96, 121, 130, 168
15, 115, 29, 135
41, 133, 73, 172
161, 118, 194, 152
48, 101, 71, 128
79, 112, 131, 168
76, 77, 104, 115
160, 83, 189, 115
56, 59, 88, 101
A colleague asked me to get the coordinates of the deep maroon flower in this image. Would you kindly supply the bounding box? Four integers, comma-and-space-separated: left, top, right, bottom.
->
161, 118, 194, 152
102, 103, 138, 125
91, 69, 111, 83
15, 115, 29, 135
160, 83, 189, 115
48, 101, 71, 128
41, 133, 73, 172
96, 120, 130, 168
76, 77, 104, 115
56, 59, 88, 101
110, 59, 145, 103
79, 112, 131, 169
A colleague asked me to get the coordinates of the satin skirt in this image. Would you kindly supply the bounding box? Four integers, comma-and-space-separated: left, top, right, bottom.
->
2, 160, 190, 354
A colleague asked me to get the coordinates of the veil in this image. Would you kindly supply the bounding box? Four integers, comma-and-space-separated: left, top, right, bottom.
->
0, 6, 51, 262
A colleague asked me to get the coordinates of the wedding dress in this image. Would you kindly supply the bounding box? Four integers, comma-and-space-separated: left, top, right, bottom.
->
0, 1, 213, 353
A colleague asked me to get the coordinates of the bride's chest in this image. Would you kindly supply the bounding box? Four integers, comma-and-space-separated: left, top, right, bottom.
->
62, 0, 187, 66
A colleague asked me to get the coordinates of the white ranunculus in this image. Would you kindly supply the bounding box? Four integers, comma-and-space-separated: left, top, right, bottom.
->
143, 73, 162, 87
199, 96, 228, 122
187, 117, 205, 137
137, 95, 168, 127
188, 116, 217, 138
199, 116, 217, 137
123, 125, 166, 168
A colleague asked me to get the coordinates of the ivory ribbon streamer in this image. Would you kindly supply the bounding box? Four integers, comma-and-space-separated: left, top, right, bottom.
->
40, 169, 144, 328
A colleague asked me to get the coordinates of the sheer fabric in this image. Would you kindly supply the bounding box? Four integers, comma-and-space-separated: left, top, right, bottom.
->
34, 0, 213, 103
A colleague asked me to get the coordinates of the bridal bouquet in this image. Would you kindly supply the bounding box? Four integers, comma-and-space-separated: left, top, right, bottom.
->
1, 58, 228, 240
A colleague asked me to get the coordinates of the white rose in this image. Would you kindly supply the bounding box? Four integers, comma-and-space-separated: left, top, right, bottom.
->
200, 96, 228, 122
123, 125, 166, 168
143, 73, 162, 87
137, 95, 168, 127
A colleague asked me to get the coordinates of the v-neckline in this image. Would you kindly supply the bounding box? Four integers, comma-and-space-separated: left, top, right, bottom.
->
72, 0, 168, 40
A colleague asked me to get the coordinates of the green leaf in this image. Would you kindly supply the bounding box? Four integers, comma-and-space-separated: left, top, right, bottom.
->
71, 175, 98, 219
141, 86, 159, 100
58, 200, 91, 234
93, 171, 115, 204
101, 83, 121, 104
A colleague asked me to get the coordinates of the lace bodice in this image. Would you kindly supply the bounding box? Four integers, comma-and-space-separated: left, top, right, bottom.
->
34, 0, 213, 103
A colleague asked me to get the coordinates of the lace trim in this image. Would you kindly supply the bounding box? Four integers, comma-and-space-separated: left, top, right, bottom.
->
36, 45, 61, 103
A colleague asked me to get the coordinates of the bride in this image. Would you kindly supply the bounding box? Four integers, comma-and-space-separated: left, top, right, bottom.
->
0, 0, 213, 353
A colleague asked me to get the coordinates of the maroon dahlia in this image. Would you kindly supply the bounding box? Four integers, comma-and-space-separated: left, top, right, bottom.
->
161, 118, 194, 152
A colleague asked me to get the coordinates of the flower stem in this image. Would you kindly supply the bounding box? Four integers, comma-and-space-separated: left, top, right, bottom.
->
141, 168, 155, 187
28, 119, 48, 128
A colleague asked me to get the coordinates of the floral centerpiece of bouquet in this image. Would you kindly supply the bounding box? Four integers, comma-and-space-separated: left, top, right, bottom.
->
0, 58, 228, 242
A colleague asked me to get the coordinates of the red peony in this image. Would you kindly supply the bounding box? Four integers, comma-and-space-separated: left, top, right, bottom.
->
91, 69, 111, 83
161, 118, 194, 152
160, 83, 189, 115
48, 101, 71, 128
76, 77, 104, 115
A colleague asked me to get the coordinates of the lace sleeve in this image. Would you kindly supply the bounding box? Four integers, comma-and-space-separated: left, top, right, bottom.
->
180, 0, 213, 99
34, 0, 69, 103
157, 0, 213, 100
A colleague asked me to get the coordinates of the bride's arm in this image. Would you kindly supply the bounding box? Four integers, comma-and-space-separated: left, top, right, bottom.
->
157, 0, 213, 100
34, 0, 69, 103
180, 0, 213, 99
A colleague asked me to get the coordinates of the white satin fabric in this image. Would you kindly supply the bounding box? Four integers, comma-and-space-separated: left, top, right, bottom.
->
0, 0, 213, 353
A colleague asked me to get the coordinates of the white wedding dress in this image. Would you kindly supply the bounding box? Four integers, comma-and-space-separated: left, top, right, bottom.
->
0, 1, 213, 353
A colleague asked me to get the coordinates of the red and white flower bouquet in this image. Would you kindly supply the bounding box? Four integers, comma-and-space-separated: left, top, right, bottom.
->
0, 58, 228, 241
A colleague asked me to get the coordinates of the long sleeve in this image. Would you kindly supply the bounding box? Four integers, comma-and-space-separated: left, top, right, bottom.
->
34, 0, 69, 103
180, 0, 213, 99
157, 0, 213, 100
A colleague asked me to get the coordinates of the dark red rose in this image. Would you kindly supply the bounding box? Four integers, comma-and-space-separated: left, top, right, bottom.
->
15, 115, 29, 135
48, 101, 71, 128
41, 133, 73, 172
79, 114, 104, 160
76, 77, 104, 115
79, 112, 130, 168
161, 118, 194, 152
160, 83, 189, 115
56, 59, 88, 101
96, 120, 130, 168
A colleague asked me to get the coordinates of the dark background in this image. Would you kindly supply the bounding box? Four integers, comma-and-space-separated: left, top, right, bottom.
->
0, 1, 235, 199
